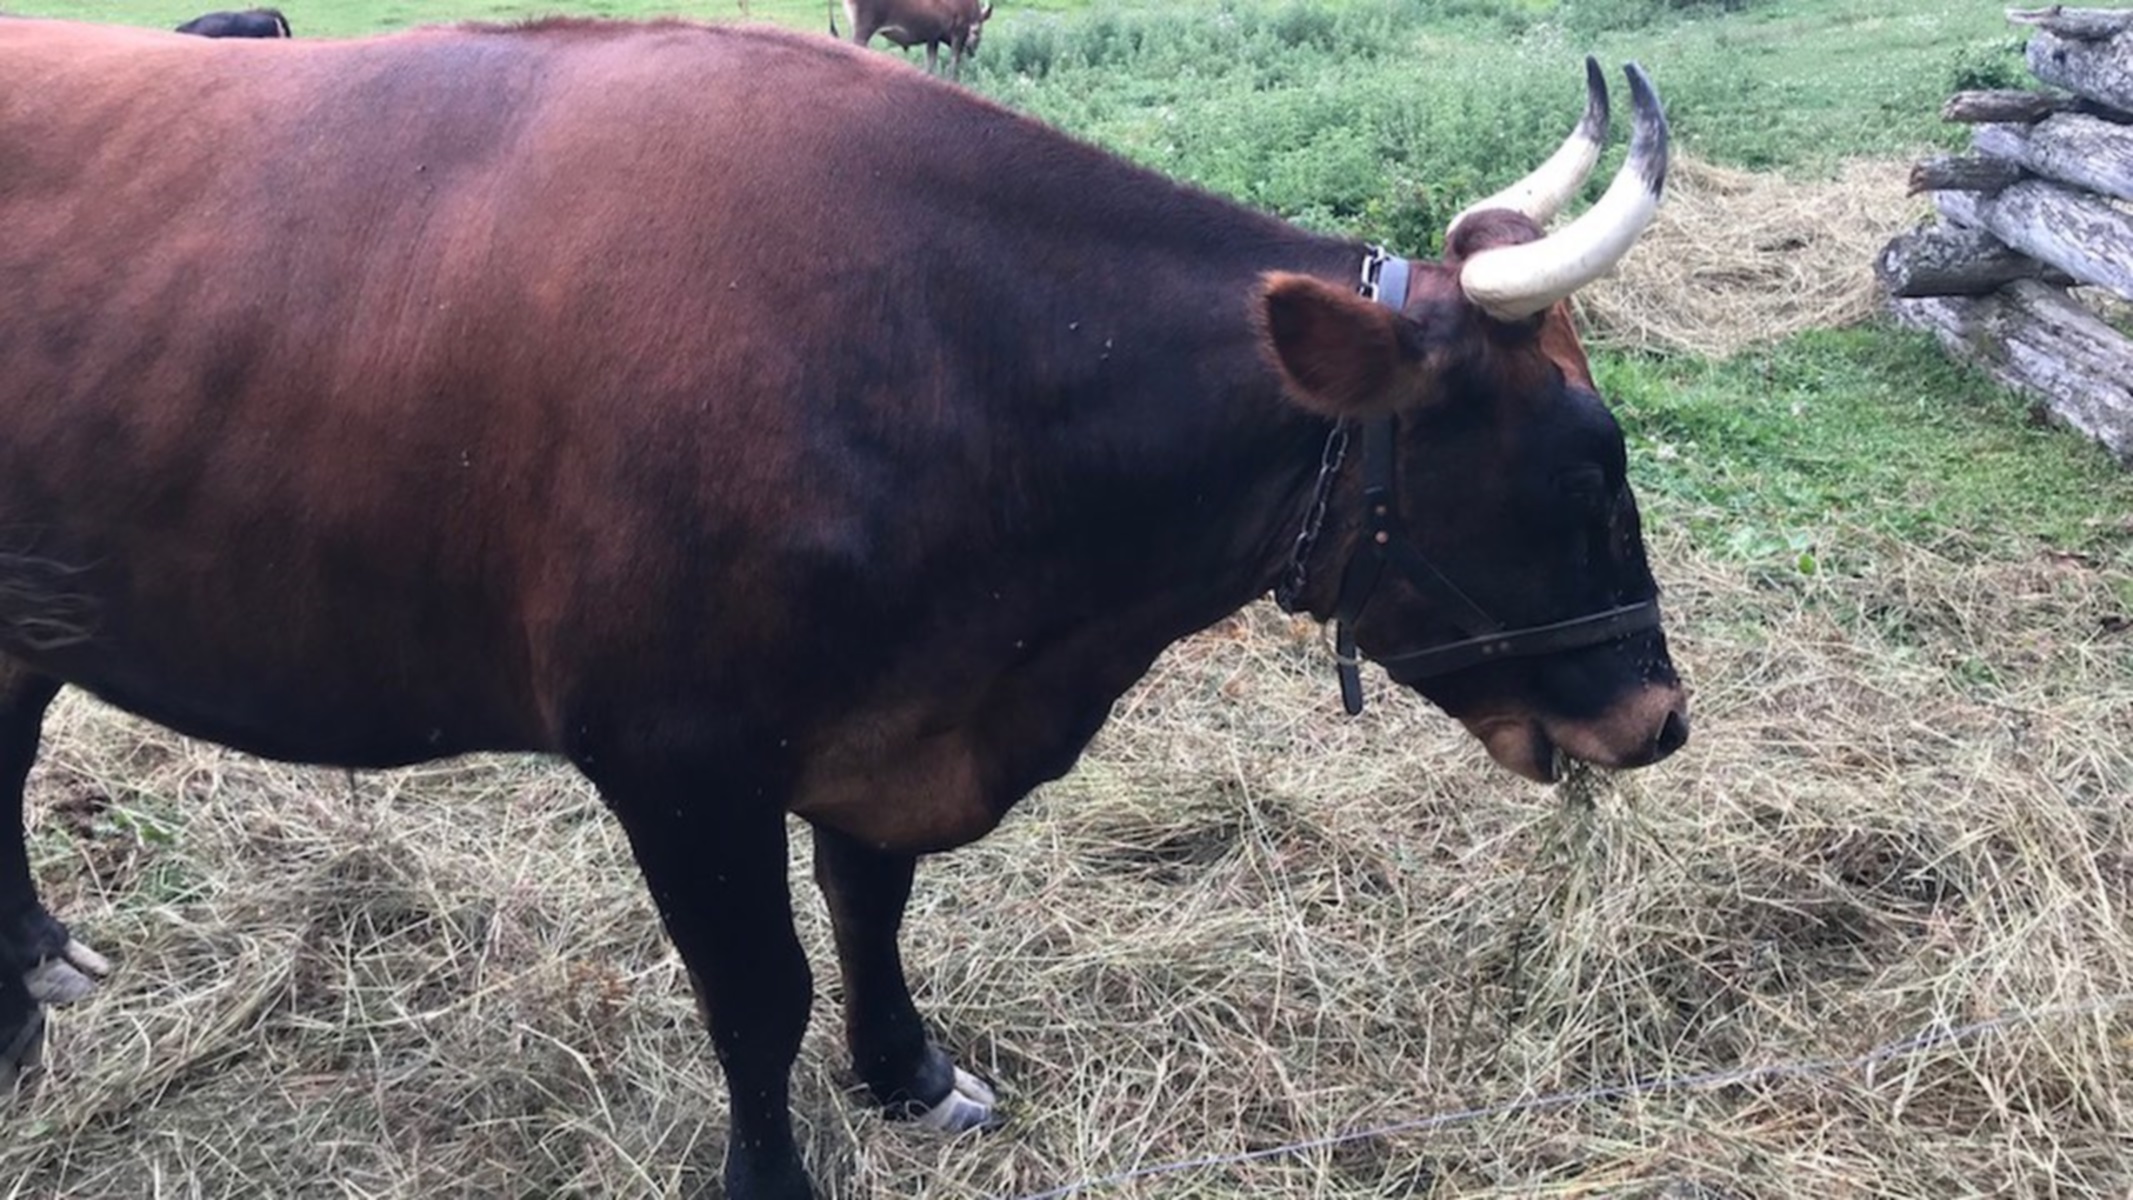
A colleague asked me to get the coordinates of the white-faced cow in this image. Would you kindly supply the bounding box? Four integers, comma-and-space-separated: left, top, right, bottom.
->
174, 7, 291, 37
0, 20, 1684, 1199
835, 0, 992, 77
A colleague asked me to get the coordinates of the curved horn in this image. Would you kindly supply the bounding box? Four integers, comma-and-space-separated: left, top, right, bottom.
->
1459, 62, 1669, 322
1446, 57, 1609, 240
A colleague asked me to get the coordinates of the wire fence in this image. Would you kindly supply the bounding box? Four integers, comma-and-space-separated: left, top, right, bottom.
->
1002, 990, 2133, 1200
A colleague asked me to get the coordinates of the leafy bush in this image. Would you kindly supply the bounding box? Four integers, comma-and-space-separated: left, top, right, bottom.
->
1947, 38, 2030, 92
1001, 17, 1064, 76
1558, 0, 1757, 35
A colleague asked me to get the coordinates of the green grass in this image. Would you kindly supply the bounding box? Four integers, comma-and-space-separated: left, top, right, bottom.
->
1604, 330, 2133, 575
20, 0, 2024, 170
20, 0, 2024, 178
961, 0, 2015, 252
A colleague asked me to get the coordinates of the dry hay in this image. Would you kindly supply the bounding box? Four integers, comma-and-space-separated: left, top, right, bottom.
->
5, 521, 2132, 1199
1578, 157, 1930, 359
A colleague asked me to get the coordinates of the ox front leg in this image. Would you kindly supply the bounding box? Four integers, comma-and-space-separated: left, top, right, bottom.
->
0, 666, 108, 1093
603, 785, 815, 1200
810, 823, 997, 1132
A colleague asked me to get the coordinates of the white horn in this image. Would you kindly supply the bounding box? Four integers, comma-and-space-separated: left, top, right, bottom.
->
1447, 57, 1609, 239
1459, 62, 1669, 322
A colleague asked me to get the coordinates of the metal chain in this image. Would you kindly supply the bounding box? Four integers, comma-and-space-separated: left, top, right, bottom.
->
1273, 421, 1349, 612
1272, 246, 1386, 613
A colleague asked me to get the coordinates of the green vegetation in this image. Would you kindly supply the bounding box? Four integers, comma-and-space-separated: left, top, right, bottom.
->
19, 0, 2031, 178
1607, 330, 2133, 573
972, 0, 2008, 199
23, 0, 2023, 179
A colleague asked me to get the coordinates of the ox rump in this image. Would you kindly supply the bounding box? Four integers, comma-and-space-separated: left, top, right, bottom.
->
0, 18, 1685, 1200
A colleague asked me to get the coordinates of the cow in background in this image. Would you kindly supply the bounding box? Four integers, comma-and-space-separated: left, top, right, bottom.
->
175, 8, 290, 37
834, 0, 992, 78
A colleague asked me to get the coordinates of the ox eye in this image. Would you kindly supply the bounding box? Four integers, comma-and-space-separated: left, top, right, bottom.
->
1555, 467, 1607, 508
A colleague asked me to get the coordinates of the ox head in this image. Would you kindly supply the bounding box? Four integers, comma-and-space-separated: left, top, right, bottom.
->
1259, 60, 1686, 783
963, 2, 995, 55
173, 7, 293, 37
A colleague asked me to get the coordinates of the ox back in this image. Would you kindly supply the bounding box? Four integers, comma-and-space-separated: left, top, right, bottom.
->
0, 18, 1685, 1199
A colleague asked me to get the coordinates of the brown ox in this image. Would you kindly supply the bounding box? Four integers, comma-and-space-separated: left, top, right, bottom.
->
834, 0, 992, 77
0, 20, 1685, 1199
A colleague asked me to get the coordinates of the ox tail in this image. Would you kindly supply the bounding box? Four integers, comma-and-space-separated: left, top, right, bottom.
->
827, 0, 838, 38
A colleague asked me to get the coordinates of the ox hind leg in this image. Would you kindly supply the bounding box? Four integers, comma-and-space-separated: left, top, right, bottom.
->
810, 823, 996, 1131
597, 772, 816, 1200
0, 661, 108, 1091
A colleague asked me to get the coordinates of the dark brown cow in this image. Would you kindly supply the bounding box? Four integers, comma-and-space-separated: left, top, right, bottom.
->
174, 7, 292, 37
0, 19, 1685, 1199
834, 0, 991, 77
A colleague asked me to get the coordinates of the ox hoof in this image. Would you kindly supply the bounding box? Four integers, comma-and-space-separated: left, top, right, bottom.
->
1, 1007, 45, 1094
912, 1066, 998, 1134
25, 939, 110, 1006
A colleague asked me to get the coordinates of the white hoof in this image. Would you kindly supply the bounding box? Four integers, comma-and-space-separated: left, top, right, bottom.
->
62, 938, 112, 979
25, 940, 108, 1006
25, 959, 97, 1005
913, 1066, 997, 1133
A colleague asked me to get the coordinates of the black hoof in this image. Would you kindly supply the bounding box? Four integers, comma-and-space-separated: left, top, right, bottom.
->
8, 906, 109, 1006
722, 1146, 815, 1200
8, 906, 108, 1001
1, 1005, 45, 1094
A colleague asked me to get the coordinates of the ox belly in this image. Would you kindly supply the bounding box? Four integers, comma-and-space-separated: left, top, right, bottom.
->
0, 593, 544, 770
789, 681, 1116, 853
791, 717, 1000, 852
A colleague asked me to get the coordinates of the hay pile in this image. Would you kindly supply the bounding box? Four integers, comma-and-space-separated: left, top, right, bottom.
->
5, 517, 2131, 1198
1578, 157, 1929, 358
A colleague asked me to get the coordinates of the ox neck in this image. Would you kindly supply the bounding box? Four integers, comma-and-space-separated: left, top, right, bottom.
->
1270, 247, 1411, 619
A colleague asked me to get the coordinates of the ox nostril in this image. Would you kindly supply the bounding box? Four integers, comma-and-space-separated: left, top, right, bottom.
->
1654, 709, 1690, 759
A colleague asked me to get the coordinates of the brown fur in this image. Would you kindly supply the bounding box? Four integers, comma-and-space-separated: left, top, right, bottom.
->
0, 21, 1681, 1197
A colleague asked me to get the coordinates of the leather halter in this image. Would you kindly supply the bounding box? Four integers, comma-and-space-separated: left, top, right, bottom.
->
1281, 247, 1662, 716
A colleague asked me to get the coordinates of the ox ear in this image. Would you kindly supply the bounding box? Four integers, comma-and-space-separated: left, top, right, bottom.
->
1259, 272, 1449, 420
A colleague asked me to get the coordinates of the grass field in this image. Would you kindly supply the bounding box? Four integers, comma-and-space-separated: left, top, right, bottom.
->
7, 0, 2133, 1197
